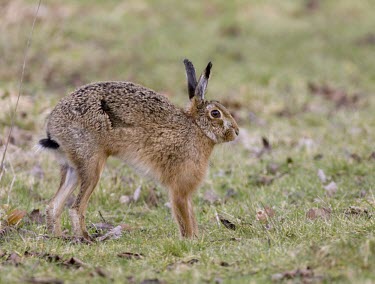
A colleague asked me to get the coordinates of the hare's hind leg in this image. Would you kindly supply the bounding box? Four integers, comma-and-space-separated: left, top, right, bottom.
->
69, 155, 106, 240
46, 164, 78, 236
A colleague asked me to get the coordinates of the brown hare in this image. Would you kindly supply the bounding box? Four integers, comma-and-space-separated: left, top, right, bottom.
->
39, 59, 239, 241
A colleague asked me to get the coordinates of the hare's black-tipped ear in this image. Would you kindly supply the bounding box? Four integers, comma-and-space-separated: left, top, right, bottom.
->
183, 59, 197, 100
195, 62, 212, 101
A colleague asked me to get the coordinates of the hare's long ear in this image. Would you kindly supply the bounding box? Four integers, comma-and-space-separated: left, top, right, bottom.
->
183, 59, 197, 100
195, 62, 212, 101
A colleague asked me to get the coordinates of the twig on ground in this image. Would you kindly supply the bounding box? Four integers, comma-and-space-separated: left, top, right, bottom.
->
98, 211, 107, 223
214, 209, 221, 227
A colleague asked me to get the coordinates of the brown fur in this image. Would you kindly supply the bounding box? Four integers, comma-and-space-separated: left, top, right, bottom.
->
40, 60, 239, 240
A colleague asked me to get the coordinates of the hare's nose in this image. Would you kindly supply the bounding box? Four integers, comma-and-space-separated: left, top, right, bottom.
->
235, 128, 239, 136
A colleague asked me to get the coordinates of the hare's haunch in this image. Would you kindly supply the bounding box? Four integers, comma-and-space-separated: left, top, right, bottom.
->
40, 59, 239, 240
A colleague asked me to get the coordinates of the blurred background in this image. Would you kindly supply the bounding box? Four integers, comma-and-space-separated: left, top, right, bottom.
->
1, 1, 374, 99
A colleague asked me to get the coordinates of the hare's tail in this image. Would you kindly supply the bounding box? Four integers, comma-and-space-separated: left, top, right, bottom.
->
38, 132, 59, 150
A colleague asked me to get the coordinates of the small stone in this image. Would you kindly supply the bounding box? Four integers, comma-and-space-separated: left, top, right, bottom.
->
119, 195, 131, 204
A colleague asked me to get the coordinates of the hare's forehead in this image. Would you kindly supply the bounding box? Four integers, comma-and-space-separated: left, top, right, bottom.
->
206, 101, 230, 114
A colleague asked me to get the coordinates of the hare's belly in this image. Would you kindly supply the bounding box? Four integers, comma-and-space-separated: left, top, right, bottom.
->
117, 149, 163, 182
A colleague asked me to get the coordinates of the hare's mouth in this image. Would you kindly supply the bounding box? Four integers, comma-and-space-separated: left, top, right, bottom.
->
224, 128, 238, 142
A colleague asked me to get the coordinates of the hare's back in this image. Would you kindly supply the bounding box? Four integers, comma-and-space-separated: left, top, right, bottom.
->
96, 81, 177, 126
51, 81, 177, 130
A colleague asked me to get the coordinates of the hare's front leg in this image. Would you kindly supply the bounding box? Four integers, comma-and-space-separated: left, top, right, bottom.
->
69, 155, 106, 241
170, 189, 198, 238
188, 198, 198, 236
46, 164, 78, 236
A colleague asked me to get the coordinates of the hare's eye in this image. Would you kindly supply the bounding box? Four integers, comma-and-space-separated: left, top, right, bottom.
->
210, 109, 221, 118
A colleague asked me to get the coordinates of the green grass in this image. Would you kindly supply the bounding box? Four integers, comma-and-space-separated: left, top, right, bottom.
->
1, 0, 375, 283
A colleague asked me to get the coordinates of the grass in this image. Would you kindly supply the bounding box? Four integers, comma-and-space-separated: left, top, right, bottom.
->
1, 0, 375, 283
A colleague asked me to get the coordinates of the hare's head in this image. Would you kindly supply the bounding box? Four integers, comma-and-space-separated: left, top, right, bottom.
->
184, 59, 239, 144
